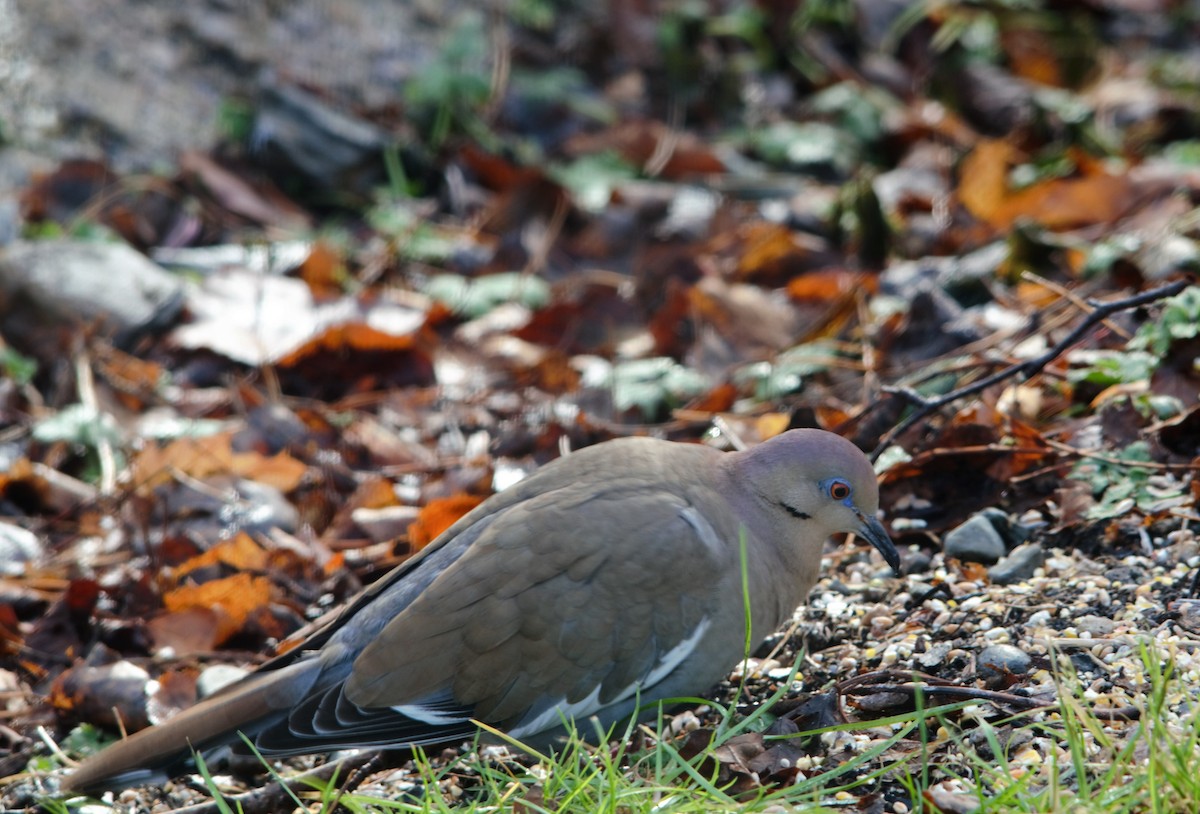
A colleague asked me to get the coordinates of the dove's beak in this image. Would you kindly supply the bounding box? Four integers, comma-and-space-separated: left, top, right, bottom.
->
857, 513, 900, 574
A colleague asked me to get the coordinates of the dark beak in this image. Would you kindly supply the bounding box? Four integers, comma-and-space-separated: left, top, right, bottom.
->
857, 513, 901, 575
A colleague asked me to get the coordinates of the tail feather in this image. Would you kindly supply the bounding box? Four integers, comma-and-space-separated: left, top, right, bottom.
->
66, 659, 321, 793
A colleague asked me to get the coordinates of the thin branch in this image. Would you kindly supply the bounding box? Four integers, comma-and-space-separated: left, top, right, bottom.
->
840, 679, 1141, 722
1044, 438, 1200, 471
871, 279, 1189, 458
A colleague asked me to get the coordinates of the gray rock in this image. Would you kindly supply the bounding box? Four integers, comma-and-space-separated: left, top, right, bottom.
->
977, 644, 1032, 686
979, 507, 1034, 548
943, 513, 1007, 564
1176, 600, 1200, 635
1074, 614, 1115, 637
917, 641, 953, 670
0, 240, 184, 351
988, 542, 1046, 585
253, 82, 391, 194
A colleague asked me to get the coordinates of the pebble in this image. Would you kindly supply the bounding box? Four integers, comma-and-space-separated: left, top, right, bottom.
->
1074, 614, 1116, 637
988, 543, 1045, 585
943, 514, 1007, 564
976, 644, 1032, 685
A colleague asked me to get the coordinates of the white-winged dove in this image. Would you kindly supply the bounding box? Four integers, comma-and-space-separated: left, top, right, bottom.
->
66, 428, 897, 791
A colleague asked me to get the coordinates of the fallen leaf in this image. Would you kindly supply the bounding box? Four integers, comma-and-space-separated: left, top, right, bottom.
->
230, 449, 308, 492
162, 572, 273, 647
959, 139, 1136, 229
408, 494, 487, 550
174, 533, 269, 581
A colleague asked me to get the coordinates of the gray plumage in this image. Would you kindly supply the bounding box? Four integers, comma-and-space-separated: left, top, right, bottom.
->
66, 429, 897, 792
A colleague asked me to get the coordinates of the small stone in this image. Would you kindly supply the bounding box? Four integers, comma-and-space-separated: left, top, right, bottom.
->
0, 239, 184, 351
1074, 614, 1115, 637
943, 514, 1007, 564
988, 542, 1045, 585
977, 644, 1032, 686
918, 642, 952, 669
979, 507, 1033, 548
1176, 600, 1200, 635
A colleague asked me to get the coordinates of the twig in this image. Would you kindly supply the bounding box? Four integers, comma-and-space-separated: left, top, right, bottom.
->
1044, 438, 1200, 471
1020, 271, 1131, 340
644, 97, 684, 178
170, 752, 379, 814
74, 350, 118, 496
834, 668, 1143, 723
36, 725, 75, 768
871, 279, 1189, 458
843, 681, 1050, 711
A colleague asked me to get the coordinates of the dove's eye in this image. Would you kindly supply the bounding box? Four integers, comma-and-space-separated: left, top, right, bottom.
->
827, 480, 852, 501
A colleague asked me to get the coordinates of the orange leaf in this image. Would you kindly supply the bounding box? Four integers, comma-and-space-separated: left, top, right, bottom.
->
958, 140, 1016, 226
959, 139, 1135, 229
162, 572, 272, 646
786, 270, 875, 303
230, 449, 307, 492
408, 494, 486, 550
298, 241, 345, 299
1001, 28, 1062, 86
735, 223, 815, 285
130, 434, 236, 490
174, 533, 268, 581
756, 413, 792, 440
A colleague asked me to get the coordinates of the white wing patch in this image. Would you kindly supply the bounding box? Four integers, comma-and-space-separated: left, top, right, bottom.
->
510, 617, 712, 738
391, 699, 472, 727
679, 506, 725, 556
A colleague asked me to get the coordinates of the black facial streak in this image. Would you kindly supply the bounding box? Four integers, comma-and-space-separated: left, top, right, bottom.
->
779, 502, 811, 520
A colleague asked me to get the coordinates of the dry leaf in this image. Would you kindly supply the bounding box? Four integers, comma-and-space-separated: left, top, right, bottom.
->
408, 494, 487, 550
162, 572, 272, 646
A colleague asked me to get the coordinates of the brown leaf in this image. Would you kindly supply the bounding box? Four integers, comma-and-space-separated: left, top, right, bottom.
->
563, 120, 726, 179
146, 608, 222, 655
779, 689, 845, 731
179, 150, 311, 230
174, 533, 269, 581
162, 573, 273, 647
297, 241, 347, 299
959, 140, 1136, 229
20, 159, 118, 222
229, 449, 308, 492
734, 222, 826, 287
130, 434, 237, 491
24, 580, 100, 667
146, 669, 199, 725
1000, 27, 1064, 86
786, 270, 875, 303
50, 650, 151, 732
275, 323, 436, 399
408, 494, 487, 550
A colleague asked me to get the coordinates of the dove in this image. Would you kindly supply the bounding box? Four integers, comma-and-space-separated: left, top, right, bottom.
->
66, 428, 897, 791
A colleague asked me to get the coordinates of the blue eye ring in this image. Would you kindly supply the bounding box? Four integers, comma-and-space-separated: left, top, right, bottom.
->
822, 478, 853, 504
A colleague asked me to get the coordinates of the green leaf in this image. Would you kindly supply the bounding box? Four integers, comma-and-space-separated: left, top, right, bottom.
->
32, 404, 124, 449
423, 272, 551, 318
0, 347, 37, 386
610, 357, 710, 418
550, 152, 638, 212
1130, 285, 1200, 356
1066, 350, 1156, 387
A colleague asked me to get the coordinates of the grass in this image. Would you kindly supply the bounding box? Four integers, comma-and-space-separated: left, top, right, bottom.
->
168, 641, 1200, 814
